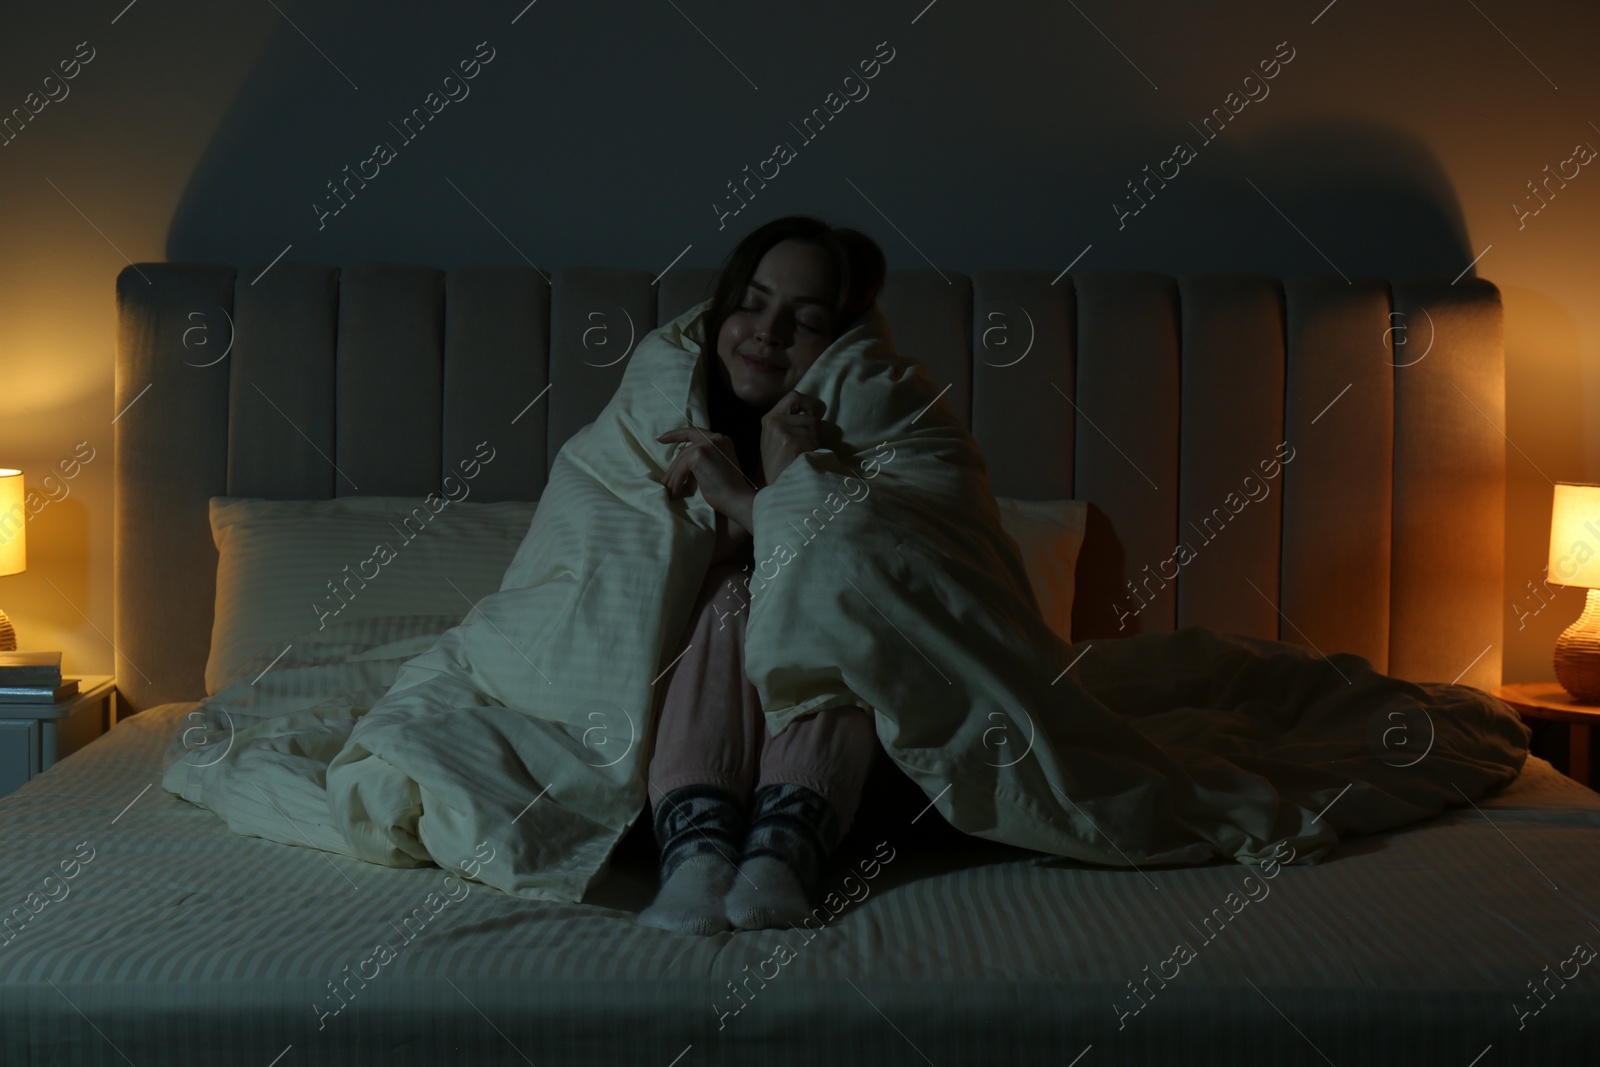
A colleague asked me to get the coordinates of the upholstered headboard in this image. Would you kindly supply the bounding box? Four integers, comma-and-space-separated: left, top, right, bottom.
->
113, 265, 1504, 714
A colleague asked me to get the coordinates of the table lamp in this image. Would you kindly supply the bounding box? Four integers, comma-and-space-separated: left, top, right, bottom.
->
1548, 481, 1600, 703
0, 468, 24, 651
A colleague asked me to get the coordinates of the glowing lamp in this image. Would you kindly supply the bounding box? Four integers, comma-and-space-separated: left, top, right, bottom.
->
0, 469, 24, 651
1548, 482, 1600, 702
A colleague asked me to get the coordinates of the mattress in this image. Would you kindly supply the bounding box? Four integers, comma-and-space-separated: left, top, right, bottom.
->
2, 703, 1597, 1066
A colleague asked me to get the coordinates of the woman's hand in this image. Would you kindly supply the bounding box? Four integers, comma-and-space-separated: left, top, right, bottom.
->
760, 390, 827, 487
657, 426, 757, 534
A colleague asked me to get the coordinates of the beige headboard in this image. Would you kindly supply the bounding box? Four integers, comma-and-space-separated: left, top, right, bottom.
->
113, 265, 1504, 714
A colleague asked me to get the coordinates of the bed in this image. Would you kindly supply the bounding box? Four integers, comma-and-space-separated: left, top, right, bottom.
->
1, 264, 1595, 1065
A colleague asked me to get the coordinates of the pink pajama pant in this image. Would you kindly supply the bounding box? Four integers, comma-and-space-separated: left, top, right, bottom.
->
646, 549, 879, 835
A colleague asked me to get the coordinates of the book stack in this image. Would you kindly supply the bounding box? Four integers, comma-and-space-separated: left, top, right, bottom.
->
0, 651, 79, 704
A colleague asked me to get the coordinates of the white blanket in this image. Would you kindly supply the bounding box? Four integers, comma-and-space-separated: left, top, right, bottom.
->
163, 300, 1531, 900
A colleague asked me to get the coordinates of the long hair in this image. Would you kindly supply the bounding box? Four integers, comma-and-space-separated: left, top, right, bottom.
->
700, 215, 887, 353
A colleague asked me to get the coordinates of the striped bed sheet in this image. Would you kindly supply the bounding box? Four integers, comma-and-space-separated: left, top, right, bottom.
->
2, 702, 1597, 1066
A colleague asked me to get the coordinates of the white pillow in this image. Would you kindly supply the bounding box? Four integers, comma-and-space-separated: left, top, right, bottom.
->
994, 497, 1088, 645
206, 496, 539, 694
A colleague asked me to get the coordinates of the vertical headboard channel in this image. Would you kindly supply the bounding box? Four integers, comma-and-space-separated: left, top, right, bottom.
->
114, 265, 1504, 714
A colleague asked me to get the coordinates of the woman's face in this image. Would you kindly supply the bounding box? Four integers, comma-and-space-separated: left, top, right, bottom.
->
714, 238, 841, 412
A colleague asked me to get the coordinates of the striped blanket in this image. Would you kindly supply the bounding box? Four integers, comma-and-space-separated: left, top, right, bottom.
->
162, 299, 1532, 901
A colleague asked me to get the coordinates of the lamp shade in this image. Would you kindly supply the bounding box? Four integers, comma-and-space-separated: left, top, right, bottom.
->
0, 469, 24, 577
1548, 482, 1600, 590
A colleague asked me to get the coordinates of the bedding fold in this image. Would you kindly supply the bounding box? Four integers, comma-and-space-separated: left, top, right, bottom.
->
161, 299, 1530, 900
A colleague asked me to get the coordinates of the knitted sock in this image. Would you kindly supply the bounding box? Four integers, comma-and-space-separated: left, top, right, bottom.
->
637, 784, 746, 936
724, 782, 842, 931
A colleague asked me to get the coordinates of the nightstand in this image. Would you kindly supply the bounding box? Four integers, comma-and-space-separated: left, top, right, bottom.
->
0, 675, 116, 798
1493, 682, 1600, 789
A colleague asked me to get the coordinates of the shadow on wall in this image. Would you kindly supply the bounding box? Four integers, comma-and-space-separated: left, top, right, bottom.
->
158, 2, 888, 271
1088, 117, 1474, 278
161, 5, 585, 269
159, 2, 1473, 278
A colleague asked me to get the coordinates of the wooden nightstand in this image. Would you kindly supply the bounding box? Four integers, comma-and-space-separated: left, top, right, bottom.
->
0, 675, 116, 798
1493, 682, 1600, 788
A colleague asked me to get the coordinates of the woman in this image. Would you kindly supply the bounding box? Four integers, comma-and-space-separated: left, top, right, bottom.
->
639, 215, 888, 935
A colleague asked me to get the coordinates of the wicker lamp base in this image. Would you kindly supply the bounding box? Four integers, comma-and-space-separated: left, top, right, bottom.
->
0, 607, 14, 652
1553, 587, 1600, 704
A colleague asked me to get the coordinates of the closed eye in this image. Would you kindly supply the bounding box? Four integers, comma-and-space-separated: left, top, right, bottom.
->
738, 304, 822, 333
